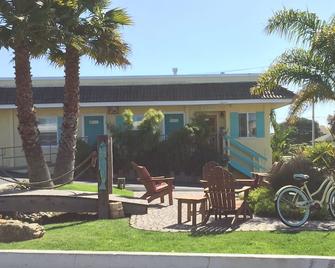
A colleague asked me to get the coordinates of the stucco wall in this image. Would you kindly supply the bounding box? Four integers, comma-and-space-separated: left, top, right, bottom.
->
0, 103, 274, 170
116, 104, 273, 169
225, 103, 272, 169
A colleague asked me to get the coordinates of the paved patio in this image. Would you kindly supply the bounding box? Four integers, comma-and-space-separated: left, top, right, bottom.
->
130, 191, 335, 233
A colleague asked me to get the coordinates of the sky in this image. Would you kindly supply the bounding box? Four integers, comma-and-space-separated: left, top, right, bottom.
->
0, 0, 334, 126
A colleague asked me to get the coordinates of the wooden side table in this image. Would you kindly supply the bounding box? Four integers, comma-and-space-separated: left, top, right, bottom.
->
176, 195, 207, 226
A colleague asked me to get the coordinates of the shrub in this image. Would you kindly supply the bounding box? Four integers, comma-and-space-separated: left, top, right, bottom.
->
111, 110, 224, 177
269, 156, 324, 192
159, 113, 224, 175
270, 110, 295, 162
74, 139, 96, 180
310, 206, 329, 221
248, 187, 276, 217
248, 186, 330, 220
303, 142, 335, 170
111, 109, 164, 174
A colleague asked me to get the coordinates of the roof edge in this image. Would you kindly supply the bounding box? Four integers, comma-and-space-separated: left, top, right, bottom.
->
0, 73, 260, 87
0, 98, 292, 109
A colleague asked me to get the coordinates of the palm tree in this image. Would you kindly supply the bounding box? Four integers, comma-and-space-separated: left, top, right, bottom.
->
52, 0, 131, 184
0, 0, 54, 186
252, 9, 335, 118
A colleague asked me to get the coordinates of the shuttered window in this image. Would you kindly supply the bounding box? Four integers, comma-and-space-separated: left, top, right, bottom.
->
230, 111, 265, 138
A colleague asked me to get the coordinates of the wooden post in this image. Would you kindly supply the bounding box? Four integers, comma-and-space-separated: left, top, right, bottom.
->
107, 136, 113, 194
97, 135, 111, 219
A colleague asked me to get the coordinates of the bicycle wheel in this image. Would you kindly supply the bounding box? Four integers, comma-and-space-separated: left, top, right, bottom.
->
275, 186, 310, 227
328, 189, 335, 218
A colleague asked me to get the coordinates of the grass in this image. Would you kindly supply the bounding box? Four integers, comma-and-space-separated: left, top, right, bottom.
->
0, 219, 335, 255
58, 182, 133, 197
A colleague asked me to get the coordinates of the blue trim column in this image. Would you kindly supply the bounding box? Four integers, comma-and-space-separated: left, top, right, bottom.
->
230, 112, 239, 138
256, 112, 265, 138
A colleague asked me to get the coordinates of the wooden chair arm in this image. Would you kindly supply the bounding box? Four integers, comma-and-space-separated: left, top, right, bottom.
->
151, 176, 165, 180
151, 177, 174, 182
235, 186, 251, 194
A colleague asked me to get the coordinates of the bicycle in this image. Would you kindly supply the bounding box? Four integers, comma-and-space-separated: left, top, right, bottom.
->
275, 172, 335, 227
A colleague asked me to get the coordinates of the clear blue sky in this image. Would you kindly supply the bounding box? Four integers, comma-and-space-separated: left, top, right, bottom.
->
0, 0, 334, 125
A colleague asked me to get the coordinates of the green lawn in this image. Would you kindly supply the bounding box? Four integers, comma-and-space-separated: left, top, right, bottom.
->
58, 182, 133, 197
0, 219, 334, 255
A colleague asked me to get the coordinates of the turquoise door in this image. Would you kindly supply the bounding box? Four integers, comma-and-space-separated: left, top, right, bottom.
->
84, 116, 104, 146
164, 114, 184, 137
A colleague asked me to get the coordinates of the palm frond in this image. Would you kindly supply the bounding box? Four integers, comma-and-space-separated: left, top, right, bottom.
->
0, 0, 13, 17
289, 82, 335, 119
0, 26, 11, 48
48, 0, 131, 69
105, 8, 133, 26
266, 8, 324, 45
251, 48, 333, 95
312, 25, 335, 67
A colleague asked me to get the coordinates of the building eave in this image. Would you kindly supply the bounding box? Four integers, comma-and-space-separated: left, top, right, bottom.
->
0, 98, 292, 109
0, 73, 261, 87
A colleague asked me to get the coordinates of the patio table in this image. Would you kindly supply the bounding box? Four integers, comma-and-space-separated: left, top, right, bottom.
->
176, 195, 207, 226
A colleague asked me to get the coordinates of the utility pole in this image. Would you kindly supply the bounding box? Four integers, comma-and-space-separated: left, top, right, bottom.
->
312, 100, 315, 147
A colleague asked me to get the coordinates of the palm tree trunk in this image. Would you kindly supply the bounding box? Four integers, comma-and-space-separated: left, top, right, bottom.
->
14, 43, 52, 187
53, 46, 80, 184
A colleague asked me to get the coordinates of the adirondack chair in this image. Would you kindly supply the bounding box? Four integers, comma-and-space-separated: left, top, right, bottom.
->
200, 161, 219, 187
131, 162, 174, 205
202, 161, 219, 179
203, 165, 252, 224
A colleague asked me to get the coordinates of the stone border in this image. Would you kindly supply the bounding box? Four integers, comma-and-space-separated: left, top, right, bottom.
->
0, 250, 334, 268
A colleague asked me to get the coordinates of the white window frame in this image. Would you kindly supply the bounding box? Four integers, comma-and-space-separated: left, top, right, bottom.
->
238, 112, 256, 138
37, 116, 59, 147
132, 114, 144, 130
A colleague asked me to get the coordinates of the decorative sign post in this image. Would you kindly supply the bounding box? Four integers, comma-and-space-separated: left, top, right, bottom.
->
97, 135, 113, 219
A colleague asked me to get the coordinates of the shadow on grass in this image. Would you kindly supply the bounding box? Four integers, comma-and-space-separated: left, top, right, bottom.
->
271, 220, 335, 234
45, 220, 93, 231
41, 212, 98, 225
190, 217, 248, 236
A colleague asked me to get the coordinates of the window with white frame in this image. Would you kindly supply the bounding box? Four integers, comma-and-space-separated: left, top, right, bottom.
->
38, 117, 58, 145
238, 112, 256, 137
133, 115, 144, 130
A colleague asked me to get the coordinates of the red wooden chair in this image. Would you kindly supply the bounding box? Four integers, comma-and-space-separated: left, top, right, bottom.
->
203, 166, 252, 224
200, 161, 219, 187
131, 162, 174, 205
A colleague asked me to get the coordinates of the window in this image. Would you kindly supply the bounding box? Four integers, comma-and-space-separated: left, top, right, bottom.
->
38, 117, 58, 145
133, 115, 144, 130
238, 113, 256, 137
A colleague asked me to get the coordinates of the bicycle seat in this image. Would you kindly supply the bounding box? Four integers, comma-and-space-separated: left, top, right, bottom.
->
293, 174, 310, 182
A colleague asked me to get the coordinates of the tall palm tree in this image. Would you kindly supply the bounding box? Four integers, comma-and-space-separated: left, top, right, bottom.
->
52, 0, 131, 184
252, 9, 335, 118
0, 0, 54, 186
